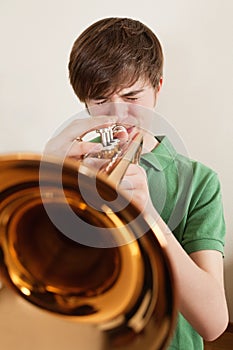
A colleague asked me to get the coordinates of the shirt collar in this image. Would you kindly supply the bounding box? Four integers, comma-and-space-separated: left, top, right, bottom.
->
140, 136, 177, 171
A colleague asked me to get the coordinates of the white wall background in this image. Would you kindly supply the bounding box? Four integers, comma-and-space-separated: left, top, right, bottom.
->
0, 0, 232, 341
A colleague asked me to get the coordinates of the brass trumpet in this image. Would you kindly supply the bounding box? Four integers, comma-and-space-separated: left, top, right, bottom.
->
0, 125, 177, 349
78, 124, 143, 185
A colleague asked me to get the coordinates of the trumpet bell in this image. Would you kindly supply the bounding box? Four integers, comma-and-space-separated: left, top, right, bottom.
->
0, 154, 176, 349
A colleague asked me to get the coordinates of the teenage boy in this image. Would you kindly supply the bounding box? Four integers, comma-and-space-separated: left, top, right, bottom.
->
45, 17, 228, 349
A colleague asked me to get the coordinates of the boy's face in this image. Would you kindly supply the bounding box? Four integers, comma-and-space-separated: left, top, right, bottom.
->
85, 78, 162, 127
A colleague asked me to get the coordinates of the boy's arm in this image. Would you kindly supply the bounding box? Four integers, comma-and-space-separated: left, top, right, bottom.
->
120, 163, 229, 341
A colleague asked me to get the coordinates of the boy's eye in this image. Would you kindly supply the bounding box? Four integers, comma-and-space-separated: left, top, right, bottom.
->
126, 97, 138, 101
125, 97, 139, 102
95, 99, 107, 105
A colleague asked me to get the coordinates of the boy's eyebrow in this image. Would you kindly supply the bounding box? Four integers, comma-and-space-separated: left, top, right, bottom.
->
91, 88, 145, 100
92, 96, 107, 100
120, 89, 145, 97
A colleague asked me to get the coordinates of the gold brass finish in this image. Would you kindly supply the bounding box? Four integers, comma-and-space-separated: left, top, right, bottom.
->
0, 129, 177, 349
80, 124, 143, 186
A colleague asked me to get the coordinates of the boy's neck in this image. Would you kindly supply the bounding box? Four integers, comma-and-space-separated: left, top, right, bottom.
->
142, 133, 159, 154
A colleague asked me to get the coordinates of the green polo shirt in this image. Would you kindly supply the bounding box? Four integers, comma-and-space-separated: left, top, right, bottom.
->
140, 136, 226, 350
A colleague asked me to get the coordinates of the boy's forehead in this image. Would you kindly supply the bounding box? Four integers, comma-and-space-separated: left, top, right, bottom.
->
108, 78, 151, 97
120, 79, 148, 91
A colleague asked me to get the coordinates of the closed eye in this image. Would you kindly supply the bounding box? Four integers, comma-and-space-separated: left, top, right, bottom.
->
95, 99, 108, 105
126, 97, 139, 101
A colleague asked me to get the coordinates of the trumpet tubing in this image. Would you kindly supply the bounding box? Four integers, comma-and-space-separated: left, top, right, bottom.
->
0, 126, 177, 349
80, 124, 143, 185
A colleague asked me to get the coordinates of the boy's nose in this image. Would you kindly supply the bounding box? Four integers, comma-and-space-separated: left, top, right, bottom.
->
109, 101, 129, 121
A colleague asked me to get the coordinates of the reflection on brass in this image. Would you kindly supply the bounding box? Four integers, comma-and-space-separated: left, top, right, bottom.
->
0, 129, 177, 349
80, 124, 143, 186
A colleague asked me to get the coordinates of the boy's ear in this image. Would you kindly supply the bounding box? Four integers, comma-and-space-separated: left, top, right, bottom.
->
153, 77, 163, 107
157, 77, 163, 92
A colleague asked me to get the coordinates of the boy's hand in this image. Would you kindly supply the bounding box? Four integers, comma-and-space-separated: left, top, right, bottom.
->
118, 163, 153, 213
44, 116, 117, 159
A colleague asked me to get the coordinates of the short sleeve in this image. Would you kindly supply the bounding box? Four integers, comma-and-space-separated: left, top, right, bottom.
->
182, 170, 226, 255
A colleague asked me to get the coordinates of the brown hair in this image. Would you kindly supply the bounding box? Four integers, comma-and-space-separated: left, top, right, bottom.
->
68, 17, 164, 102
